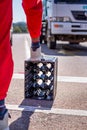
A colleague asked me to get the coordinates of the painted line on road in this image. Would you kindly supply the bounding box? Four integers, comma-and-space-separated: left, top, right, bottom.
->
13, 73, 24, 79
13, 73, 87, 83
6, 104, 87, 117
58, 76, 87, 83
25, 38, 30, 59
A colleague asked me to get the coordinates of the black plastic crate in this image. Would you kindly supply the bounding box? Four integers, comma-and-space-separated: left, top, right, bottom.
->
24, 56, 58, 100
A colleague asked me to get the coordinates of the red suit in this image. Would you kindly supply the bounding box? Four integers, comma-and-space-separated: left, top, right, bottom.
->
0, 0, 42, 100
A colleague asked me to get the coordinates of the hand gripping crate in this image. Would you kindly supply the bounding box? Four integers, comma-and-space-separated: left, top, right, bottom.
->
24, 56, 58, 100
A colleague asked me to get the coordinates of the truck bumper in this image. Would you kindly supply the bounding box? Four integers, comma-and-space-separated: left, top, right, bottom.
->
51, 22, 87, 35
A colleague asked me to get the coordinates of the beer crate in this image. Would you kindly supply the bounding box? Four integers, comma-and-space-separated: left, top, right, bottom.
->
24, 56, 58, 100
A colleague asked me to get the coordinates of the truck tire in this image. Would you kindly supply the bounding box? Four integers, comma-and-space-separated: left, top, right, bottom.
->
47, 41, 56, 49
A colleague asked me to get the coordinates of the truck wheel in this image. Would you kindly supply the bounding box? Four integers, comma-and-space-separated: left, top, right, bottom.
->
47, 41, 56, 49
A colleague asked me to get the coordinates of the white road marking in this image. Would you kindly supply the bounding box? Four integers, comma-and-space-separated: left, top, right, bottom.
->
25, 38, 30, 59
13, 73, 24, 79
13, 73, 87, 83
6, 104, 87, 117
58, 76, 87, 83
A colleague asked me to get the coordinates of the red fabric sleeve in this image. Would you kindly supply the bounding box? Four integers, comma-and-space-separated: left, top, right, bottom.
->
22, 0, 43, 38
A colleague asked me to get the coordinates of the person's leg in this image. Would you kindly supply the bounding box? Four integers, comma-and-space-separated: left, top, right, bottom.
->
22, 0, 43, 60
0, 0, 13, 129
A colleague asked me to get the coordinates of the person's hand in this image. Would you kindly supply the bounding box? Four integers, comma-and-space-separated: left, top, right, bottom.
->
30, 46, 42, 61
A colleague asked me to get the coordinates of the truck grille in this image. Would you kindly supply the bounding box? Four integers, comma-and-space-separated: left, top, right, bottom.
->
72, 11, 87, 20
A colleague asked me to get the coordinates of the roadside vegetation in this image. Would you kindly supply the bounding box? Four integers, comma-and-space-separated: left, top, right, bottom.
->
13, 22, 28, 33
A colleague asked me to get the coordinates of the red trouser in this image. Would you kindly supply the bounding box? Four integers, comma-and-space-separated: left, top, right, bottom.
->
0, 0, 42, 100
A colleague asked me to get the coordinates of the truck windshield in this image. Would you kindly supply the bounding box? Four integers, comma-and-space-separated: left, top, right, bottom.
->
54, 0, 87, 4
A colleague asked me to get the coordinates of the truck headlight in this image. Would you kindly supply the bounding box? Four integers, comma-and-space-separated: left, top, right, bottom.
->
63, 17, 71, 22
50, 17, 56, 21
49, 16, 71, 22
56, 17, 71, 22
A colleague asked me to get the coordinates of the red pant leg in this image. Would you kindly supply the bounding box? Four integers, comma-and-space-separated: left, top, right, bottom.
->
22, 0, 42, 38
0, 0, 14, 100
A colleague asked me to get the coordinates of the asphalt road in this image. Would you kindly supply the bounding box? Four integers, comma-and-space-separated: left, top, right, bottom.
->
6, 34, 87, 130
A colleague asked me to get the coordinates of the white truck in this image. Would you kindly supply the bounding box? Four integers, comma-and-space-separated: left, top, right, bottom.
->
40, 0, 87, 49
